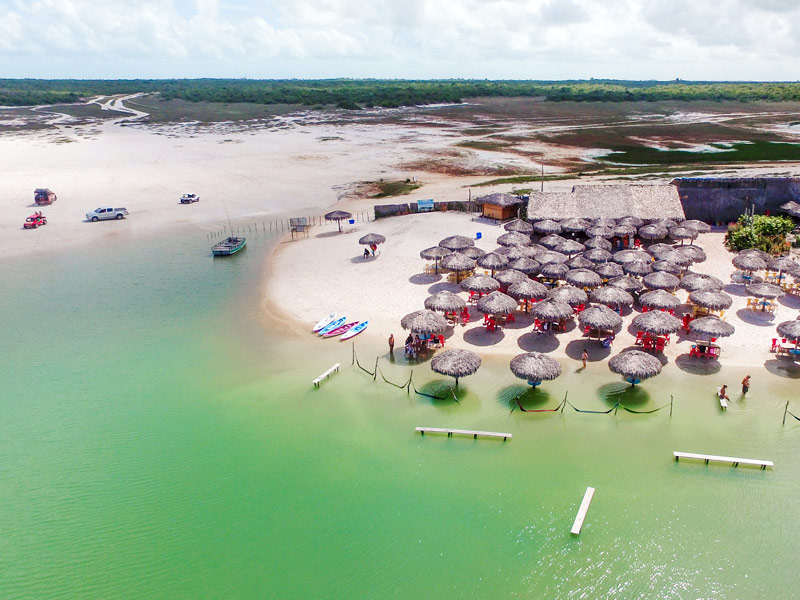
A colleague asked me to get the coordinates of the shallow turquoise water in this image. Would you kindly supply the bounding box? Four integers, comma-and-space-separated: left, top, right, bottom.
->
1, 231, 799, 599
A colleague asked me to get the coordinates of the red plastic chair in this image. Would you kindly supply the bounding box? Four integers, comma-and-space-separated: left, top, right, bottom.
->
438, 335, 445, 347
583, 325, 591, 336
483, 314, 490, 325
643, 337, 654, 350
655, 339, 665, 353
771, 338, 779, 352
506, 312, 516, 323
487, 319, 496, 333
461, 307, 470, 324
635, 331, 644, 345
634, 239, 642, 248
689, 345, 698, 357
642, 306, 649, 312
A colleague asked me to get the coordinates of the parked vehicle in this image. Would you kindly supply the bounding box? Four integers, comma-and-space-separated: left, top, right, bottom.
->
86, 207, 128, 221
34, 188, 57, 205
23, 213, 47, 229
180, 193, 200, 204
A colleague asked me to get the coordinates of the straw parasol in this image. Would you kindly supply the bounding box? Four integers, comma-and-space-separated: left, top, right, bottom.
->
440, 253, 476, 282
680, 272, 724, 292
675, 246, 706, 263
781, 201, 800, 217
504, 219, 534, 234
639, 289, 680, 310
614, 249, 652, 264
477, 291, 518, 316
477, 252, 509, 275
637, 224, 668, 240
460, 274, 500, 294
594, 262, 625, 279
530, 298, 574, 322
739, 248, 771, 262
732, 253, 767, 272
643, 271, 681, 291
590, 286, 634, 307
430, 348, 481, 387
539, 234, 567, 250
497, 231, 532, 247
507, 280, 549, 311
652, 260, 682, 274
613, 224, 637, 238
618, 216, 644, 228
494, 269, 529, 287
567, 256, 595, 269
669, 226, 698, 245
768, 257, 800, 278
555, 239, 586, 257
539, 262, 569, 279
777, 320, 800, 341
689, 316, 735, 344
648, 243, 675, 259
655, 218, 678, 230
579, 304, 623, 333
631, 310, 681, 335
533, 219, 562, 235
681, 219, 712, 233
459, 246, 486, 260
609, 350, 663, 385
425, 291, 466, 313
583, 248, 613, 264
585, 236, 613, 251
624, 261, 653, 277
439, 235, 475, 252
508, 257, 541, 275
325, 210, 353, 232
504, 247, 526, 262
547, 285, 588, 306
689, 290, 733, 310
420, 246, 452, 274
537, 250, 568, 264
592, 217, 617, 228
358, 233, 386, 246
746, 282, 785, 299
658, 249, 693, 267
510, 352, 562, 386
565, 268, 602, 289
586, 225, 614, 238
401, 309, 449, 334
560, 217, 590, 233
608, 275, 644, 293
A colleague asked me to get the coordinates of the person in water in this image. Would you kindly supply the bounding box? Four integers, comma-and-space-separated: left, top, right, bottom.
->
718, 385, 730, 401
741, 375, 751, 396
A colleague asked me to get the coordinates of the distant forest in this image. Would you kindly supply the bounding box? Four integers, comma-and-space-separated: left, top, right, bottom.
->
4, 79, 800, 108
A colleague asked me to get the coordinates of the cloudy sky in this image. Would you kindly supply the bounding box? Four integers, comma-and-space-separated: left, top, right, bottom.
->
2, 0, 799, 80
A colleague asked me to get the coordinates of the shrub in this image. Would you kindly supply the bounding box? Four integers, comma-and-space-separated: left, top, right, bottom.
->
726, 214, 794, 253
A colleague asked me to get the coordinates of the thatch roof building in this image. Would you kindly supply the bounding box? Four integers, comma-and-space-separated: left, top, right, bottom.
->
527, 185, 685, 221
476, 192, 523, 221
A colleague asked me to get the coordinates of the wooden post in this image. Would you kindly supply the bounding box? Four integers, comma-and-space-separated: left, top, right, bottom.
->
783, 400, 789, 426
670, 395, 673, 417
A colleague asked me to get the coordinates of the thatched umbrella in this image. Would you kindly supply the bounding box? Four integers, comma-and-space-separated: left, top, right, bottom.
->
655, 218, 678, 230
658, 250, 693, 268
565, 268, 602, 289
732, 253, 767, 273
504, 219, 534, 234
631, 310, 681, 335
567, 255, 595, 269
477, 252, 509, 275
359, 233, 386, 246
430, 348, 481, 387
510, 352, 562, 387
652, 260, 683, 274
579, 305, 623, 334
592, 217, 617, 228
608, 275, 644, 293
739, 248, 771, 262
494, 269, 529, 287
508, 257, 540, 275
781, 200, 800, 215
768, 257, 800, 278
643, 271, 680, 291
537, 250, 568, 265
618, 216, 644, 228
325, 210, 353, 232
624, 261, 653, 277
777, 320, 800, 342
639, 289, 681, 310
594, 262, 625, 279
680, 272, 724, 292
689, 290, 733, 311
590, 286, 634, 308
555, 239, 586, 257
648, 243, 675, 259
675, 245, 706, 263
530, 298, 574, 323
583, 248, 613, 264
440, 253, 476, 282
681, 219, 712, 233
507, 279, 549, 311
637, 224, 668, 240
539, 234, 567, 250
585, 236, 613, 251
547, 285, 588, 306
613, 224, 637, 238
560, 217, 590, 233
539, 262, 569, 279
614, 249, 652, 264
669, 226, 698, 245
586, 225, 614, 238
477, 291, 518, 316
689, 316, 735, 345
533, 219, 562, 235
460, 274, 500, 294
420, 246, 452, 274
439, 235, 475, 252
504, 247, 527, 262
459, 246, 486, 260
746, 282, 785, 302
425, 291, 466, 313
609, 350, 662, 385
401, 309, 449, 334
497, 231, 532, 247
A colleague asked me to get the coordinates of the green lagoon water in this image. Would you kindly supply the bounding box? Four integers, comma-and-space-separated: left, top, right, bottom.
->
2, 230, 799, 599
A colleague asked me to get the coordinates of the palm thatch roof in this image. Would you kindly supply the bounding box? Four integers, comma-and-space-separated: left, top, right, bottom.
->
560, 217, 590, 233
358, 233, 386, 245
539, 234, 567, 250
652, 260, 682, 274
555, 239, 586, 256
508, 257, 541, 274
325, 210, 353, 231
675, 245, 706, 263
425, 291, 467, 312
401, 310, 449, 334
507, 279, 549, 301
477, 291, 518, 315
586, 225, 614, 238
624, 261, 654, 276
420, 246, 452, 260
504, 219, 534, 233
547, 285, 588, 306
530, 298, 574, 321
639, 289, 680, 310
430, 348, 481, 386
608, 275, 644, 293
746, 282, 785, 299
583, 248, 613, 263
619, 216, 645, 228
510, 352, 562, 383
592, 217, 618, 228
497, 231, 532, 247
494, 269, 529, 286
768, 256, 800, 275
681, 219, 712, 233
477, 252, 509, 272
594, 262, 625, 279
655, 218, 679, 230
739, 248, 771, 262
460, 274, 500, 293
781, 201, 800, 218
689, 316, 735, 339
477, 192, 521, 207
567, 256, 595, 269
589, 286, 634, 307
614, 249, 652, 264
631, 310, 681, 335
533, 219, 562, 235
459, 247, 486, 260
613, 224, 637, 237
658, 249, 693, 267
565, 268, 602, 289
669, 226, 698, 243
578, 304, 623, 332
609, 350, 663, 382
537, 250, 568, 264
539, 262, 569, 279
527, 184, 684, 221
637, 224, 668, 240
732, 254, 767, 272
585, 237, 613, 251
439, 235, 475, 251
648, 243, 675, 258
777, 320, 800, 340
680, 272, 724, 292
440, 253, 476, 273
643, 271, 681, 291
689, 290, 733, 310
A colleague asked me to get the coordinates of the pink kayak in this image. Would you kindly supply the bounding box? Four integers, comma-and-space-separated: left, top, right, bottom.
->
322, 321, 359, 338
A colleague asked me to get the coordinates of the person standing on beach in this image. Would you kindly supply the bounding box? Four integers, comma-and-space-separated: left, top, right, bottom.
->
388, 334, 394, 355
742, 375, 751, 396
581, 348, 588, 369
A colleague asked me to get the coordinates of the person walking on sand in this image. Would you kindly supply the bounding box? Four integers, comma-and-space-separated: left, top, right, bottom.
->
741, 375, 751, 396
581, 348, 588, 369
388, 334, 395, 355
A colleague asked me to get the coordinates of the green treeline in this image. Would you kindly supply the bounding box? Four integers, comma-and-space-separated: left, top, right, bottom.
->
3, 79, 800, 108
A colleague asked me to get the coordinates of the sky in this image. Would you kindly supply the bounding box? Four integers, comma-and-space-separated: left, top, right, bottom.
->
1, 0, 799, 80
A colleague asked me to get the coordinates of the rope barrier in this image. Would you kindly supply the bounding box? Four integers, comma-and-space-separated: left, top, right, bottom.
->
376, 364, 413, 391
619, 402, 671, 414
515, 393, 568, 413
410, 376, 452, 401
566, 400, 619, 414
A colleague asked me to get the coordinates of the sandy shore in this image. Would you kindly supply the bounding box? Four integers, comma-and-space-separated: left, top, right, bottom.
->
269, 210, 800, 373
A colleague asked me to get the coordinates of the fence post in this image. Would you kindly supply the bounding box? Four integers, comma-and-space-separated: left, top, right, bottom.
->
670, 395, 673, 417
783, 400, 789, 426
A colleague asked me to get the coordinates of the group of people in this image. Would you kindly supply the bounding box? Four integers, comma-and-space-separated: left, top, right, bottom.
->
403, 333, 430, 359
362, 243, 379, 259
718, 375, 752, 401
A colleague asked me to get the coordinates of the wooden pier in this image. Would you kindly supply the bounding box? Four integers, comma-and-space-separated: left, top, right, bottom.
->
570, 487, 595, 535
415, 427, 512, 440
673, 451, 773, 469
312, 363, 341, 387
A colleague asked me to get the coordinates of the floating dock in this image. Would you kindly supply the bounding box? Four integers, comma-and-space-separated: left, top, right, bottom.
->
312, 363, 340, 387
673, 451, 773, 469
570, 487, 595, 535
415, 427, 512, 440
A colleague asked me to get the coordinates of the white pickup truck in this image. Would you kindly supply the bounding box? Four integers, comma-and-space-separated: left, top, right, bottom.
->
86, 207, 129, 222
